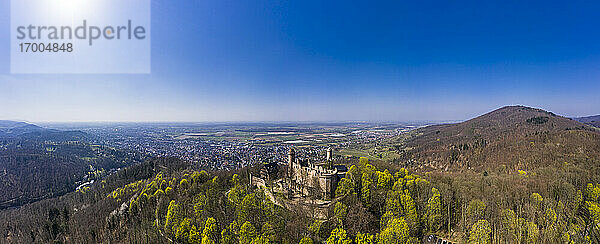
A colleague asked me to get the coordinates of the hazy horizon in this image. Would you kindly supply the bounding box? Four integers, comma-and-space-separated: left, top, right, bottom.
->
1, 1, 599, 122
9, 104, 594, 124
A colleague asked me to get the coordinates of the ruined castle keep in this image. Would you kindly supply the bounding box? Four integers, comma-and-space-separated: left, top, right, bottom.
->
287, 148, 347, 199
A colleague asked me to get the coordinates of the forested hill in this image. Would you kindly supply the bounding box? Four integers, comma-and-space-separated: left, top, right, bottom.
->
2, 155, 600, 243
389, 105, 600, 170
0, 120, 44, 134
575, 115, 600, 128
0, 121, 144, 209
0, 120, 88, 141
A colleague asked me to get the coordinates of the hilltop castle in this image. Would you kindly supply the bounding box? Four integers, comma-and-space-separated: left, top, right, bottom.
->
286, 147, 347, 200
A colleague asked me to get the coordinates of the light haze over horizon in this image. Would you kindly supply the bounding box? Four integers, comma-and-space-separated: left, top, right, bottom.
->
0, 1, 599, 122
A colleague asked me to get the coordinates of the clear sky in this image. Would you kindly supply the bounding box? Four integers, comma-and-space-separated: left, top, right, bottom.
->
0, 0, 599, 122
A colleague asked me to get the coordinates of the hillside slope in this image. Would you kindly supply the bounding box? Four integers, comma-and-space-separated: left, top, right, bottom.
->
389, 106, 600, 170
575, 115, 600, 128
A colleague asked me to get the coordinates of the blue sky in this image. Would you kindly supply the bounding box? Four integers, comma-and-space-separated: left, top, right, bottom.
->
0, 0, 599, 122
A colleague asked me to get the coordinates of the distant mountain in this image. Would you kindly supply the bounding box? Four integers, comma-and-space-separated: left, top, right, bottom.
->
0, 120, 33, 128
0, 120, 88, 141
0, 120, 44, 134
388, 105, 600, 170
575, 115, 600, 128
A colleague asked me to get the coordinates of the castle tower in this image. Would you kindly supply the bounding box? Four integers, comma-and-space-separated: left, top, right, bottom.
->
288, 148, 295, 178
326, 147, 333, 161
288, 148, 296, 166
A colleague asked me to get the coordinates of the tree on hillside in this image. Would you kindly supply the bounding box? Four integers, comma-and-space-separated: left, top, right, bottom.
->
466, 200, 486, 228
425, 187, 442, 232
377, 217, 409, 244
326, 227, 352, 244
299, 236, 313, 244
202, 217, 218, 243
239, 221, 257, 244
355, 232, 374, 244
334, 202, 349, 227
189, 225, 201, 244
468, 220, 491, 244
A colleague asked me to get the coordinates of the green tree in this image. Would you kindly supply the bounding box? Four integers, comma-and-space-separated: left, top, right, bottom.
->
165, 200, 182, 235
377, 170, 394, 190
326, 227, 352, 244
334, 202, 348, 227
585, 183, 600, 202
545, 207, 557, 227
153, 189, 165, 199
202, 236, 216, 244
501, 209, 523, 243
129, 199, 139, 215
392, 178, 406, 192
355, 232, 374, 244
260, 222, 276, 243
237, 193, 273, 228
586, 201, 600, 224
240, 221, 257, 244
191, 170, 210, 185
468, 220, 491, 244
202, 217, 218, 243
194, 194, 208, 220
359, 157, 370, 168
176, 218, 192, 241
308, 220, 330, 239
380, 211, 395, 230
525, 221, 538, 244
189, 225, 201, 244
221, 222, 237, 244
251, 235, 270, 244
362, 172, 374, 207
180, 178, 190, 190
425, 187, 442, 232
377, 217, 409, 244
299, 236, 313, 244
530, 193, 543, 209
395, 168, 408, 179
228, 176, 247, 206
385, 190, 418, 230
466, 199, 486, 227
232, 174, 241, 185
165, 186, 174, 195
335, 178, 355, 198
347, 165, 361, 184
